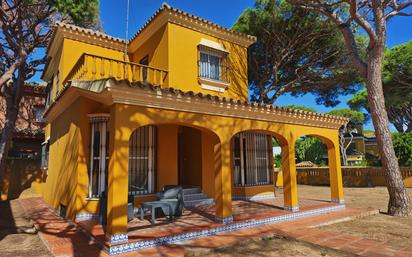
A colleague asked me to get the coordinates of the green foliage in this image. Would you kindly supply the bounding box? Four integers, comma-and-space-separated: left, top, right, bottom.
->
392, 133, 412, 167
328, 108, 365, 131
283, 105, 316, 113
53, 0, 100, 28
272, 137, 280, 147
295, 136, 327, 164
232, 0, 362, 106
383, 40, 412, 104
273, 154, 282, 168
348, 41, 412, 132
347, 89, 369, 120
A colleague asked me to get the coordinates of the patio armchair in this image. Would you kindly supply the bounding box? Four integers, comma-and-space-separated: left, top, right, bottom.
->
156, 185, 184, 217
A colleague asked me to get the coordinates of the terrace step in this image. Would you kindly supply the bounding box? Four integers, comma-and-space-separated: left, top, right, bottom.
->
183, 193, 209, 201
183, 187, 201, 195
182, 187, 214, 207
184, 198, 215, 207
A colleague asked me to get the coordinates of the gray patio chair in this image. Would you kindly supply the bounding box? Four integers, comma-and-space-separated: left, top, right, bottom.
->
156, 185, 184, 217
139, 185, 184, 224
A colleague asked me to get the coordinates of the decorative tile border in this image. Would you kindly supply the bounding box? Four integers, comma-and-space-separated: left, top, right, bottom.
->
331, 198, 345, 204
284, 205, 300, 212
232, 194, 275, 201
75, 213, 99, 221
108, 204, 345, 255
215, 215, 234, 224
108, 233, 129, 244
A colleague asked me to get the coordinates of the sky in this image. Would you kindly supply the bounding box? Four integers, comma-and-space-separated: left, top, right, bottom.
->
100, 1, 412, 130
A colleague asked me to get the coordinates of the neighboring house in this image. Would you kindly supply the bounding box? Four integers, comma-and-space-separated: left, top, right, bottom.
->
296, 161, 317, 168
0, 82, 46, 159
39, 3, 347, 245
0, 82, 46, 200
343, 132, 379, 166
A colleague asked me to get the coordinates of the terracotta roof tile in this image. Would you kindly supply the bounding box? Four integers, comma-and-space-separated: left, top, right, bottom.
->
54, 21, 126, 44
129, 2, 256, 44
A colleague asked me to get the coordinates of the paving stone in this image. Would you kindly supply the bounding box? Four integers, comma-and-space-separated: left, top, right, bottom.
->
18, 197, 411, 257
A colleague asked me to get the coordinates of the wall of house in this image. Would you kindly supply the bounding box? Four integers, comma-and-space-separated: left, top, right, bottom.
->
201, 131, 220, 198
42, 97, 108, 219
365, 144, 380, 159
167, 23, 249, 100
232, 185, 275, 198
130, 24, 169, 86
42, 98, 81, 219
157, 124, 178, 191
48, 38, 125, 104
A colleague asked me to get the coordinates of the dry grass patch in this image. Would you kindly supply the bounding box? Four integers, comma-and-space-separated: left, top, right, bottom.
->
186, 235, 356, 257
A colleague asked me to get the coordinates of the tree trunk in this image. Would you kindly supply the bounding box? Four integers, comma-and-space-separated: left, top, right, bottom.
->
0, 74, 25, 193
366, 44, 412, 216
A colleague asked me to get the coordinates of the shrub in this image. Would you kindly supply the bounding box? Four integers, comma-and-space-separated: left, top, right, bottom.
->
392, 132, 412, 166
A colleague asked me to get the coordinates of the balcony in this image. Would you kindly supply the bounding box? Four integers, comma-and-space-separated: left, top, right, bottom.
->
64, 53, 168, 86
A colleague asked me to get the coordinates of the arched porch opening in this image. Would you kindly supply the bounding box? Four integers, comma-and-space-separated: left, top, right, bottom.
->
127, 122, 221, 207
294, 134, 344, 204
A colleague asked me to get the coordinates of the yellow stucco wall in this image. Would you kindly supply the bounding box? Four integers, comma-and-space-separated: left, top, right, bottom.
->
131, 24, 169, 86
167, 23, 249, 100
42, 97, 108, 218
232, 185, 275, 197
48, 38, 125, 104
42, 98, 81, 219
157, 124, 178, 191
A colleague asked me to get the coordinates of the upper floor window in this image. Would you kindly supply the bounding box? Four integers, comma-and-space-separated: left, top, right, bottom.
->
139, 55, 149, 82
55, 71, 60, 97
34, 106, 45, 123
198, 45, 229, 83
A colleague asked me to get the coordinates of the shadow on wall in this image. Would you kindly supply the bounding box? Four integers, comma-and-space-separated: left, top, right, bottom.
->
0, 159, 44, 201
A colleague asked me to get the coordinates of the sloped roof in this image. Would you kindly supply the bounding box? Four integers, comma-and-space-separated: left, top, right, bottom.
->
129, 2, 256, 48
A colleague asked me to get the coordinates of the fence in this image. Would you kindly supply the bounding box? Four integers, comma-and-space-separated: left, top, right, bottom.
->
296, 166, 412, 187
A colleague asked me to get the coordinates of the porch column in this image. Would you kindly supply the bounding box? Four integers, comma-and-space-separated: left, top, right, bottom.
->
281, 140, 299, 212
106, 104, 129, 244
214, 138, 233, 223
328, 135, 345, 204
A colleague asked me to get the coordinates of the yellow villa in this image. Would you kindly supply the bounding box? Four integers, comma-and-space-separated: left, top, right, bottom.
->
40, 3, 347, 254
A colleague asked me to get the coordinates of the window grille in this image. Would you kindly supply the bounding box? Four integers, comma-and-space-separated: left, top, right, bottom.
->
41, 140, 49, 171
233, 132, 273, 186
88, 115, 109, 198
198, 45, 229, 83
128, 125, 157, 195
34, 106, 45, 122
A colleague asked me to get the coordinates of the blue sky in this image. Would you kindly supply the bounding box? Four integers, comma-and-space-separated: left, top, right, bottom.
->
101, 1, 412, 130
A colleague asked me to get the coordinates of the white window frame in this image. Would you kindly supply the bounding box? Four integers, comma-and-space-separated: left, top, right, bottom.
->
88, 114, 110, 198
233, 132, 273, 186
198, 40, 230, 92
128, 125, 156, 195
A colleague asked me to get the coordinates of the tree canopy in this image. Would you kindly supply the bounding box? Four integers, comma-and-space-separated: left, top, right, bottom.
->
348, 40, 412, 132
232, 0, 362, 106
329, 108, 365, 132
283, 105, 316, 112
295, 136, 326, 165
0, 0, 100, 185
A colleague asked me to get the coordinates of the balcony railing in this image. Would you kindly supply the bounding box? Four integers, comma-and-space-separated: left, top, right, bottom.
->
64, 53, 168, 86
